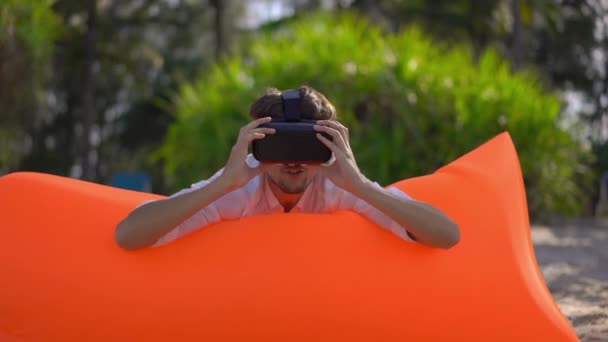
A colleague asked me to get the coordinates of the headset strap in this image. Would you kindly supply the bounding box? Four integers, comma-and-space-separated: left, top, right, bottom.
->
281, 89, 301, 122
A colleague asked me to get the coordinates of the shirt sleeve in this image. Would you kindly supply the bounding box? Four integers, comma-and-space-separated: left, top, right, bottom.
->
326, 180, 415, 242
149, 168, 250, 247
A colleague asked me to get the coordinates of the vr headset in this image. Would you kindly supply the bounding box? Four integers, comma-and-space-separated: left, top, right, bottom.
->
251, 89, 333, 164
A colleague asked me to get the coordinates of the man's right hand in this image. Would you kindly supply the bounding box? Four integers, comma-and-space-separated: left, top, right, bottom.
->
219, 116, 275, 190
115, 116, 275, 250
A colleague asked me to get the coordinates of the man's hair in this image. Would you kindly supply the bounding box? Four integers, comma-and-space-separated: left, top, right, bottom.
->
249, 86, 337, 120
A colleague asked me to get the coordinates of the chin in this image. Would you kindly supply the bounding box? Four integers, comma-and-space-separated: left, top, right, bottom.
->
278, 183, 307, 194
278, 180, 310, 194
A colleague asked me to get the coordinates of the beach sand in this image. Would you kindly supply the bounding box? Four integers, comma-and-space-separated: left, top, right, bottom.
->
532, 219, 608, 341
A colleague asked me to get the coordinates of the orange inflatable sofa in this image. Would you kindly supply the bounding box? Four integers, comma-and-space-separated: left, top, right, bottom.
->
0, 132, 578, 341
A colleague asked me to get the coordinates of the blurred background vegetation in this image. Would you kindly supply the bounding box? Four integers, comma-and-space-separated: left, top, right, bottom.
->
1, 0, 607, 221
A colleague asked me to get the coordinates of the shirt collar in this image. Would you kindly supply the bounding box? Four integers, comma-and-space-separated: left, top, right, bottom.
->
262, 174, 283, 212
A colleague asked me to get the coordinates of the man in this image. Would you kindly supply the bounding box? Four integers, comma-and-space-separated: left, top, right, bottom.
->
115, 86, 460, 250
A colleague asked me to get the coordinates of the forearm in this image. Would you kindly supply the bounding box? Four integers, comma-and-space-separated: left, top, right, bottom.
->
115, 175, 234, 250
353, 178, 460, 249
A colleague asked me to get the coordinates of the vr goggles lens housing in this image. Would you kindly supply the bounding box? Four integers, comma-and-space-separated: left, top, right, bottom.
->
251, 89, 333, 164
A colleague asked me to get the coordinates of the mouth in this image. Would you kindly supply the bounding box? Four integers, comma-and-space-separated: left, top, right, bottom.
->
282, 165, 304, 175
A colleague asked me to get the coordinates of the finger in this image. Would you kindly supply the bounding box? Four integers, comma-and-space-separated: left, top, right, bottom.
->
314, 125, 347, 150
316, 121, 355, 158
238, 126, 272, 145
239, 117, 271, 137
317, 120, 348, 139
248, 132, 266, 141
316, 133, 346, 159
321, 153, 336, 167
316, 119, 344, 130
316, 120, 350, 148
246, 116, 272, 130
238, 132, 266, 146
250, 127, 276, 135
233, 132, 265, 155
239, 117, 272, 141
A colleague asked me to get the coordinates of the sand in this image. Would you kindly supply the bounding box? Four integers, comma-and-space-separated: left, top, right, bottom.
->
532, 219, 608, 341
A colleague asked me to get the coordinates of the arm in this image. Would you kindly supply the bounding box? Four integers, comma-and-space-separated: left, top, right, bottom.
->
314, 119, 460, 249
352, 179, 460, 249
114, 116, 275, 250
115, 175, 234, 250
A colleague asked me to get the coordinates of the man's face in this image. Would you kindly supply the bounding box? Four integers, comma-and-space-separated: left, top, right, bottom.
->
264, 163, 321, 194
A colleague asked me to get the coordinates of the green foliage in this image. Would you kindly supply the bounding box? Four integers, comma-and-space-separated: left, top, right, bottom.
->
0, 0, 62, 171
157, 12, 593, 217
0, 0, 61, 73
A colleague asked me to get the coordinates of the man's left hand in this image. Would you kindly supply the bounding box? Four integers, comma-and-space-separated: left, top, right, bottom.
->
314, 120, 368, 194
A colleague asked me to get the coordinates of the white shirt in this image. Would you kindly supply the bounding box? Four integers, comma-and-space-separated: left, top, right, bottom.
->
150, 155, 415, 246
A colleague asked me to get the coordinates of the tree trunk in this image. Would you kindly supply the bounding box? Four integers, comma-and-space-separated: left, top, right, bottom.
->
80, 0, 97, 181
351, 0, 389, 29
510, 0, 525, 70
210, 0, 226, 60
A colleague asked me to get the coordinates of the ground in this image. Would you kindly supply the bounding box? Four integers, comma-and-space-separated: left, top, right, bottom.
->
532, 219, 608, 341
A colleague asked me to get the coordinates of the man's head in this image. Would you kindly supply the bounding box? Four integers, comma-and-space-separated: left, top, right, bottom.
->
249, 86, 337, 194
